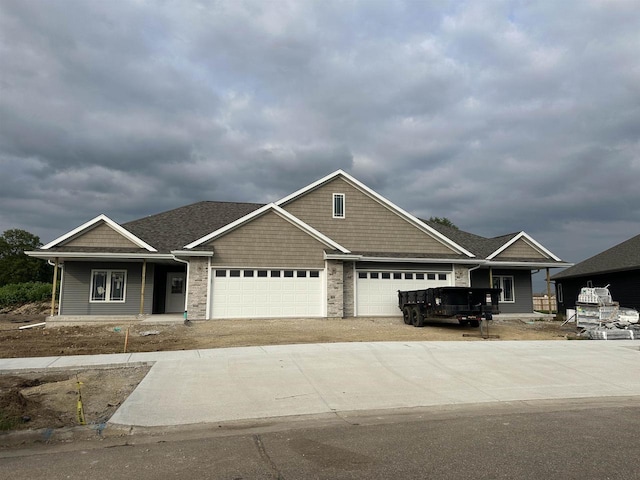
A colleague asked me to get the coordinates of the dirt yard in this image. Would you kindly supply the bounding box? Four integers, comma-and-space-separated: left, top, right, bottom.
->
0, 305, 577, 434
0, 311, 575, 359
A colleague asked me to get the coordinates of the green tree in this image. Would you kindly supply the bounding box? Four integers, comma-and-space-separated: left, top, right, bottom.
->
428, 217, 459, 230
0, 229, 52, 286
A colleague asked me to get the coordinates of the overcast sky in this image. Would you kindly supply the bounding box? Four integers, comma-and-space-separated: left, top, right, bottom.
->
1, 0, 639, 283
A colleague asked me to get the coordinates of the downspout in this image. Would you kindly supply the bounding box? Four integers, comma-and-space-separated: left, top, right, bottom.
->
139, 259, 147, 315
49, 257, 59, 317
173, 256, 190, 320
467, 264, 482, 286
205, 256, 212, 319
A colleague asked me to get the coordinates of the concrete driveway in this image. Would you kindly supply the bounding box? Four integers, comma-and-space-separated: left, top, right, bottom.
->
2, 340, 639, 428
98, 340, 640, 427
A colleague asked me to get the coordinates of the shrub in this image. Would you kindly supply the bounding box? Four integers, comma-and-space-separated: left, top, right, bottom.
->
0, 282, 53, 307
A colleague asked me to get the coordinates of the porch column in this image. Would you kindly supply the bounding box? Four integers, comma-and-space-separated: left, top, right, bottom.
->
139, 259, 147, 315
50, 257, 59, 317
488, 267, 493, 288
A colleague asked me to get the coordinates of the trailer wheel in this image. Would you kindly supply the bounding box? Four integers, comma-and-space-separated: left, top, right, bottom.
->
411, 306, 425, 327
402, 306, 412, 325
469, 319, 480, 328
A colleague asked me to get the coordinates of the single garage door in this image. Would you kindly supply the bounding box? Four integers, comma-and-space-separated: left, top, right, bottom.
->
356, 270, 451, 316
211, 268, 323, 319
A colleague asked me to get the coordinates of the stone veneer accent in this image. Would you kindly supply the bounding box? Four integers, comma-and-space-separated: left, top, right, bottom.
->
453, 265, 471, 287
186, 257, 209, 320
326, 259, 344, 318
343, 261, 355, 317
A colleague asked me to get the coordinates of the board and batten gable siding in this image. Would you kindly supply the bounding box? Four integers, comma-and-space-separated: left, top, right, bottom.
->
60, 261, 154, 315
208, 210, 327, 268
470, 268, 533, 314
282, 177, 457, 255
62, 222, 140, 248
494, 239, 548, 260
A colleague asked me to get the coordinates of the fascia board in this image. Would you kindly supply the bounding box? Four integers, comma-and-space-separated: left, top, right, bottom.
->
487, 232, 562, 261
275, 169, 475, 258
184, 203, 350, 253
25, 251, 174, 260
355, 255, 486, 265
272, 205, 350, 253
275, 169, 348, 206
486, 260, 574, 268
171, 250, 214, 257
324, 253, 363, 261
184, 203, 274, 249
41, 214, 157, 252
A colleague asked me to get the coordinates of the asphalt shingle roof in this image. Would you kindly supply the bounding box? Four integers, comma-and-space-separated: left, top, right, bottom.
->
422, 220, 519, 259
123, 201, 265, 252
552, 233, 640, 280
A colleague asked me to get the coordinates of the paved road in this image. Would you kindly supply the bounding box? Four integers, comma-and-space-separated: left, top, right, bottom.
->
1, 340, 640, 428
2, 397, 639, 479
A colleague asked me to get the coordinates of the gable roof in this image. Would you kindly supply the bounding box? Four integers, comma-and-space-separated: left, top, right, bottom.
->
42, 214, 157, 252
486, 231, 561, 261
184, 203, 350, 253
277, 169, 476, 258
424, 221, 565, 263
552, 233, 640, 280
123, 201, 264, 253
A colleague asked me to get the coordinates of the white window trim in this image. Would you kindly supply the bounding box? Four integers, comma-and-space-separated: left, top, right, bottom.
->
493, 275, 515, 303
333, 193, 345, 219
90, 269, 127, 303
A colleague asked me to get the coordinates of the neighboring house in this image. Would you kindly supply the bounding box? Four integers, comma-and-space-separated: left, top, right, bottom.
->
552, 234, 640, 315
27, 170, 571, 322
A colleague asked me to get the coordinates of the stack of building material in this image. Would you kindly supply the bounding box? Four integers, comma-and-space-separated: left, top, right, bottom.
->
588, 327, 635, 340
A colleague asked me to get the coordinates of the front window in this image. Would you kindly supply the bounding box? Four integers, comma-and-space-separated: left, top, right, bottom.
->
91, 269, 127, 302
333, 193, 345, 218
493, 275, 514, 303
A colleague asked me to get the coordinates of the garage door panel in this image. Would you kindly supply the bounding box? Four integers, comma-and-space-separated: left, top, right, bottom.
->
212, 269, 322, 319
356, 271, 451, 316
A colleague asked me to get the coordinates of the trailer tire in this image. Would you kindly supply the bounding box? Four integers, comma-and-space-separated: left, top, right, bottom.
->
411, 306, 425, 327
402, 306, 412, 325
469, 320, 480, 328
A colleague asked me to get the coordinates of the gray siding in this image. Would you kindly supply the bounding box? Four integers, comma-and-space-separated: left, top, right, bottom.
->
60, 261, 154, 315
282, 177, 458, 255
209, 210, 327, 268
471, 268, 533, 314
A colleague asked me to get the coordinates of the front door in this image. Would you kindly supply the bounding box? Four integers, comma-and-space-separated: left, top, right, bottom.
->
165, 273, 186, 313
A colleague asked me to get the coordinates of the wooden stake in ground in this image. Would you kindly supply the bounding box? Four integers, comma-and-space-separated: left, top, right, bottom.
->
76, 374, 86, 425
123, 326, 130, 353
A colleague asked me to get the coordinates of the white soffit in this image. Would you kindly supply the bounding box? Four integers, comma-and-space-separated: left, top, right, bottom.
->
41, 214, 157, 252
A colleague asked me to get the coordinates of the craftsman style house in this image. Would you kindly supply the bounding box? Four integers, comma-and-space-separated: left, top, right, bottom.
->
27, 170, 571, 323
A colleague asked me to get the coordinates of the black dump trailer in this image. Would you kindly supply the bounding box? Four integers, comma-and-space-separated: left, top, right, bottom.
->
398, 287, 501, 327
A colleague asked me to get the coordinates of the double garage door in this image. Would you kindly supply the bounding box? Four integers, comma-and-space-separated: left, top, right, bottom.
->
211, 267, 452, 319
211, 268, 323, 319
356, 270, 451, 316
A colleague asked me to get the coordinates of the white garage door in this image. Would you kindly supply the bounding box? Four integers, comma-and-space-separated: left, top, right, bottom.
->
211, 269, 323, 319
356, 271, 451, 316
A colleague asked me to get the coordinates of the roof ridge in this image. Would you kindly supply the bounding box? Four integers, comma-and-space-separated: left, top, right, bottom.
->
123, 200, 266, 226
